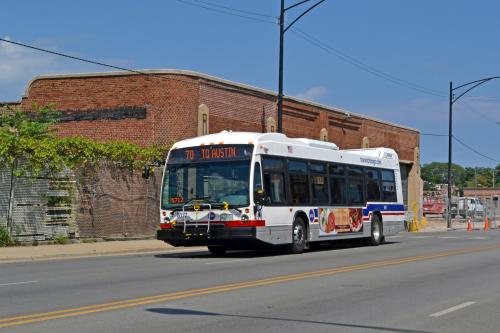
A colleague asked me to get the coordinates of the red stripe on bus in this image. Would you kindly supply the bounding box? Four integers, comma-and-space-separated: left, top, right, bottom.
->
224, 220, 266, 228
161, 220, 266, 228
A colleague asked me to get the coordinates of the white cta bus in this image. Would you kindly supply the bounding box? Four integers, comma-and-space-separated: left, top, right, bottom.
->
158, 131, 405, 255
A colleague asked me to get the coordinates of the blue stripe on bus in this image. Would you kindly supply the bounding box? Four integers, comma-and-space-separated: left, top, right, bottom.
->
363, 204, 405, 216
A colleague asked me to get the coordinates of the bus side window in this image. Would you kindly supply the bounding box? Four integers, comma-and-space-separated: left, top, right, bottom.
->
262, 158, 287, 204
288, 160, 309, 205
329, 163, 346, 205
366, 168, 382, 202
311, 162, 329, 205
381, 170, 396, 202
348, 166, 364, 205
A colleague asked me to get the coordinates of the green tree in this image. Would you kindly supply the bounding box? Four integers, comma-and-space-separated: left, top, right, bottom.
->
421, 162, 466, 188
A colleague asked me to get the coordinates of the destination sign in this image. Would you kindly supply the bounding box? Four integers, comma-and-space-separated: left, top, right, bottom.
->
167, 144, 253, 164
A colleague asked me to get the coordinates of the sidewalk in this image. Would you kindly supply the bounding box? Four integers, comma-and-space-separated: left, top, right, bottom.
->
419, 219, 467, 232
418, 217, 498, 232
0, 239, 186, 264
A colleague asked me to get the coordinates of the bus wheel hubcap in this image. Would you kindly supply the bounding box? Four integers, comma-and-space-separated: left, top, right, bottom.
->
373, 222, 380, 240
294, 224, 304, 244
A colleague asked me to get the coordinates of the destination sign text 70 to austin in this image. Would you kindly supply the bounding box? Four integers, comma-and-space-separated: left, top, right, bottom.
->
185, 146, 237, 160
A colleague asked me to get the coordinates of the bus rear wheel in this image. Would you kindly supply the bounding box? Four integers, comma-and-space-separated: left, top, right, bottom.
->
207, 245, 228, 255
289, 218, 306, 254
369, 215, 383, 246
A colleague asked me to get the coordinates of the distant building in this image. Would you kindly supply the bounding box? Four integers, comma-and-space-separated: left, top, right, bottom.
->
463, 188, 500, 199
16, 69, 422, 210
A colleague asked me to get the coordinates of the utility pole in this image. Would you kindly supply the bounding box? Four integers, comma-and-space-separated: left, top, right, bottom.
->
447, 82, 453, 229
447, 75, 500, 229
277, 0, 326, 133
474, 167, 478, 190
277, 0, 285, 133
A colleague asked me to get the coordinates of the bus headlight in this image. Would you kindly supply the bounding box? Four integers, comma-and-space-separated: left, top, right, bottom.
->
241, 214, 249, 223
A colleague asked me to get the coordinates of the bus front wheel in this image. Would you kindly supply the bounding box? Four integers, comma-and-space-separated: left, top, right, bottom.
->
289, 218, 306, 254
369, 215, 383, 246
207, 245, 228, 255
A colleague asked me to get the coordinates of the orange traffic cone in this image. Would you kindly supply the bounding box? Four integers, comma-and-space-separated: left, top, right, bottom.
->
484, 216, 489, 231
467, 218, 473, 231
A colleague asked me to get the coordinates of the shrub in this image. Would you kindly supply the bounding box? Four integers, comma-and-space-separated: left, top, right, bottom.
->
54, 234, 70, 245
0, 227, 13, 247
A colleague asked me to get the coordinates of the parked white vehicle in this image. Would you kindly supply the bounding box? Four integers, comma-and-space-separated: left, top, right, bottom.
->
457, 197, 484, 218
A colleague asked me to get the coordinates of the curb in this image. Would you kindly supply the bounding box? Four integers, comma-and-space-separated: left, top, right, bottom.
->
0, 246, 207, 265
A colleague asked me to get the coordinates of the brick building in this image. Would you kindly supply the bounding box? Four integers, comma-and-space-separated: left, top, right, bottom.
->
17, 69, 421, 212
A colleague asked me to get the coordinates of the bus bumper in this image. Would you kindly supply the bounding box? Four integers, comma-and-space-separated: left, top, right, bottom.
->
156, 225, 263, 248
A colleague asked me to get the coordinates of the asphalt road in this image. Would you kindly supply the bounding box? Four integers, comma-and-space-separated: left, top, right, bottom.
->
1, 230, 500, 333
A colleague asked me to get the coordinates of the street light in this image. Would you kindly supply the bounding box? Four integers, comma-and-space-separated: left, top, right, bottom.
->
277, 0, 326, 133
447, 76, 500, 228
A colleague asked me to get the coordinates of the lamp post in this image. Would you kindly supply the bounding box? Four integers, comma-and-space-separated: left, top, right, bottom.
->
277, 0, 326, 133
447, 76, 500, 228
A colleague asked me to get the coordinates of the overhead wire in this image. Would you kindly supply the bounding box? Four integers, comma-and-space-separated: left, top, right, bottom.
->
182, 0, 276, 18
421, 133, 448, 137
453, 135, 500, 163
174, 0, 276, 24
290, 28, 447, 98
0, 38, 186, 83
175, 0, 449, 98
459, 100, 500, 126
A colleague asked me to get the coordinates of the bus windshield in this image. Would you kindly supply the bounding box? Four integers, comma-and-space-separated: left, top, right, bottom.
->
161, 160, 251, 210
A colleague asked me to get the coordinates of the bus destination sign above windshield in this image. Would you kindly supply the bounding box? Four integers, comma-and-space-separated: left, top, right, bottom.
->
168, 144, 253, 164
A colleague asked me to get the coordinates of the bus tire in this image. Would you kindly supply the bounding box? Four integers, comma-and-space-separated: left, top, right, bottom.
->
207, 245, 228, 255
289, 218, 306, 254
369, 215, 383, 246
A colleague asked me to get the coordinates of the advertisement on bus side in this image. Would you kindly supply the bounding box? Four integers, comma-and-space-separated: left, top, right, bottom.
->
318, 208, 363, 235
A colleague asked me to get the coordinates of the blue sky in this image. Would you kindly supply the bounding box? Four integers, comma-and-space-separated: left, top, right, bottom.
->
2, 0, 499, 167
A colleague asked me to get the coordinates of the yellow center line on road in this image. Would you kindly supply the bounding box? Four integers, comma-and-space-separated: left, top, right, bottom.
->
1, 242, 500, 329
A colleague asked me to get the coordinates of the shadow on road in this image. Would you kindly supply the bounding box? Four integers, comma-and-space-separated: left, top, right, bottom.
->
153, 240, 399, 259
146, 307, 432, 333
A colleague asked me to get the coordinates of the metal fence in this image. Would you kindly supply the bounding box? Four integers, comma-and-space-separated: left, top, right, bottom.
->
0, 165, 78, 242
484, 196, 499, 229
0, 164, 162, 242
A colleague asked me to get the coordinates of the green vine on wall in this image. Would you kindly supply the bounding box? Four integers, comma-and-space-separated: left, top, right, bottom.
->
0, 104, 169, 176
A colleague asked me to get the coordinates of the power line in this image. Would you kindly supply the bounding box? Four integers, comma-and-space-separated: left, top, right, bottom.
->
185, 0, 276, 19
174, 0, 276, 25
421, 133, 448, 137
174, 0, 448, 98
459, 100, 500, 125
290, 28, 447, 98
453, 135, 500, 163
0, 37, 217, 89
0, 37, 281, 102
0, 38, 147, 75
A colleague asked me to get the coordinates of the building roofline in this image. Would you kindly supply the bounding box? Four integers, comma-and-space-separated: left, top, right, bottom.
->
25, 69, 420, 133
0, 101, 21, 105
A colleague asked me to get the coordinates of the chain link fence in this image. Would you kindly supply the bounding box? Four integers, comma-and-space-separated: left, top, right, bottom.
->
0, 163, 78, 241
0, 163, 163, 243
484, 196, 499, 229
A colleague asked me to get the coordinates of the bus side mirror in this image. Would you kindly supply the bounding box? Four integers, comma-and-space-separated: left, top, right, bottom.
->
254, 187, 265, 205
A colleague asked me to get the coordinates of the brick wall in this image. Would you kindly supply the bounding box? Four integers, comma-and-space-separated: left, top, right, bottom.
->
22, 72, 419, 161
22, 74, 200, 147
